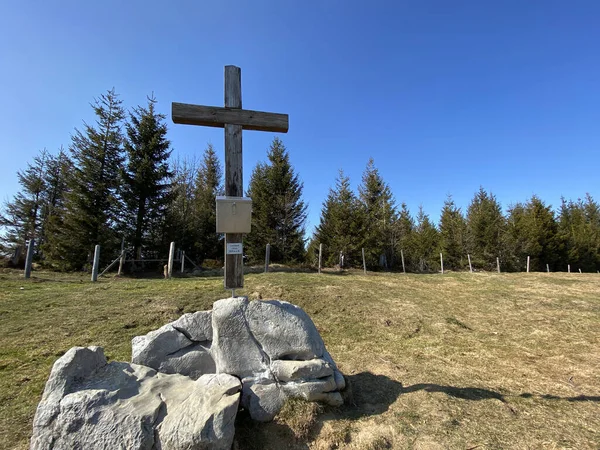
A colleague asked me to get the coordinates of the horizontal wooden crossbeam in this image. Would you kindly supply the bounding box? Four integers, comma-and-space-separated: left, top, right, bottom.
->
172, 102, 289, 133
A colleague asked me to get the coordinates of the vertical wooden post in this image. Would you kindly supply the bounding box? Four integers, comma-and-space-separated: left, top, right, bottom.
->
440, 252, 444, 274
568, 264, 571, 273
265, 243, 270, 273
527, 256, 530, 273
118, 237, 125, 276
468, 254, 473, 273
24, 239, 35, 279
91, 245, 100, 282
401, 249, 406, 274
579, 268, 582, 274
181, 251, 185, 273
496, 257, 500, 273
168, 242, 175, 279
318, 243, 322, 274
224, 65, 244, 290
546, 263, 550, 273
362, 248, 367, 275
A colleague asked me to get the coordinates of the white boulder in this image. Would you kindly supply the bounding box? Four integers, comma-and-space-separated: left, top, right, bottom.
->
131, 297, 346, 422
131, 324, 193, 369
31, 347, 241, 450
31, 297, 346, 448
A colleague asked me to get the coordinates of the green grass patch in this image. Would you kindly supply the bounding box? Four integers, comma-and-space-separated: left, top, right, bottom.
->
1, 269, 599, 449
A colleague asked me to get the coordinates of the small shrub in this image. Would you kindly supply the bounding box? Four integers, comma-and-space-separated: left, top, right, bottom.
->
276, 398, 322, 440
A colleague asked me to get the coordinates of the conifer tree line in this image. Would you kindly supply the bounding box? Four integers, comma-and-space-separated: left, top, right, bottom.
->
2, 88, 599, 273
310, 164, 600, 273
0, 89, 307, 272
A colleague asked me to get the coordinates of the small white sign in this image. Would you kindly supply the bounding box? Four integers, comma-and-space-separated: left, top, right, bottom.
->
226, 243, 243, 255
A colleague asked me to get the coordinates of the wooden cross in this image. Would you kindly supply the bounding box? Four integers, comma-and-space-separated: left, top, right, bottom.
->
172, 65, 289, 291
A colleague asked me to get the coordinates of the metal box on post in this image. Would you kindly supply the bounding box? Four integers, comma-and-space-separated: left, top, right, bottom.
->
216, 196, 252, 233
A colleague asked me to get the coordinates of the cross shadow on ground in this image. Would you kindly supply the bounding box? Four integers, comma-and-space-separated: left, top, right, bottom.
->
344, 373, 599, 418
232, 372, 599, 449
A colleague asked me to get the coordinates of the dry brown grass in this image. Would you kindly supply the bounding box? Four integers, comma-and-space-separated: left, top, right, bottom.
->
0, 269, 599, 449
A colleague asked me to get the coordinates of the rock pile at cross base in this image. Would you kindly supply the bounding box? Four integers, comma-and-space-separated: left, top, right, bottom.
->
30, 297, 345, 449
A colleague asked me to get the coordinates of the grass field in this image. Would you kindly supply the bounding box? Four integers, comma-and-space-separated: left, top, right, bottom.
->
0, 268, 599, 449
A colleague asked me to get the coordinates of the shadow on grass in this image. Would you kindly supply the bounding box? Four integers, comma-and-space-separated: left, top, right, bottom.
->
344, 373, 514, 418
402, 383, 600, 403
519, 392, 600, 402
344, 373, 600, 419
232, 372, 600, 449
343, 372, 404, 417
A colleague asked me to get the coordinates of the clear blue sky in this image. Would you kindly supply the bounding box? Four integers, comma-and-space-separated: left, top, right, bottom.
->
1, 1, 599, 235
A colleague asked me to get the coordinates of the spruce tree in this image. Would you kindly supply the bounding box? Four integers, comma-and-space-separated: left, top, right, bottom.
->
502, 202, 525, 271
1, 148, 72, 264
439, 195, 466, 270
44, 89, 125, 270
193, 144, 223, 261
395, 203, 415, 271
411, 206, 440, 272
0, 149, 50, 257
38, 148, 72, 261
505, 196, 562, 272
358, 158, 397, 269
313, 170, 364, 267
164, 156, 200, 260
558, 195, 600, 271
121, 95, 173, 260
466, 187, 505, 270
246, 138, 307, 263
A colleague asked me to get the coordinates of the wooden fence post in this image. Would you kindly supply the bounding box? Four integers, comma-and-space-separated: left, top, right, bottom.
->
168, 242, 175, 279
579, 268, 582, 273
118, 238, 125, 276
546, 263, 550, 273
527, 256, 530, 273
496, 257, 500, 273
318, 243, 322, 274
265, 243, 270, 273
24, 239, 35, 279
440, 252, 444, 274
362, 248, 367, 275
568, 264, 571, 273
401, 249, 406, 274
181, 251, 185, 273
91, 245, 100, 282
468, 254, 472, 273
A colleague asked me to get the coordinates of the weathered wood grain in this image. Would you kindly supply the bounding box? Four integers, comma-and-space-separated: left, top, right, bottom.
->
225, 65, 241, 109
172, 103, 288, 133
224, 124, 243, 197
224, 66, 244, 290
171, 65, 288, 291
